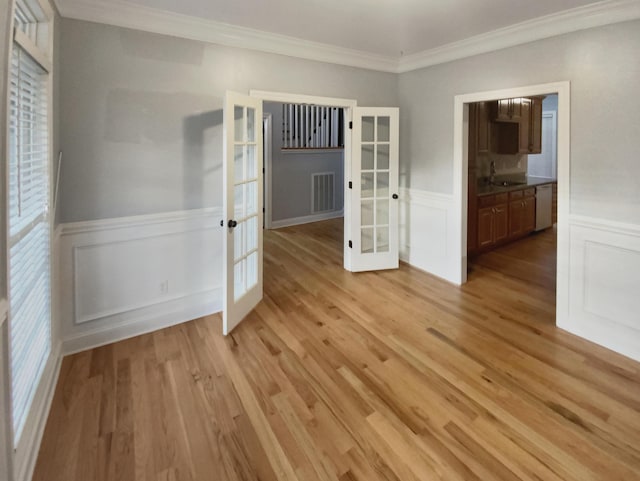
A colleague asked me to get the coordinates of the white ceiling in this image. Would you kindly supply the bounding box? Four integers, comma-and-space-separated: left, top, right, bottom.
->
122, 0, 603, 57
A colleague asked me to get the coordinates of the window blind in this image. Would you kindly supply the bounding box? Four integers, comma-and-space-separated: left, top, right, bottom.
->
8, 43, 51, 443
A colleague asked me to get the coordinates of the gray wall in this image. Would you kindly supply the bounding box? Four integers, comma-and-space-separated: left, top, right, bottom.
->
264, 102, 344, 222
399, 20, 640, 224
59, 19, 398, 223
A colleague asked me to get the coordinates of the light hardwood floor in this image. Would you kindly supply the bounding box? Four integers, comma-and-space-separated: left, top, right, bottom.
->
34, 219, 640, 481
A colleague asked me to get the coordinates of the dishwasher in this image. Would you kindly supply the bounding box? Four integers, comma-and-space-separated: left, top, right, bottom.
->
535, 184, 553, 231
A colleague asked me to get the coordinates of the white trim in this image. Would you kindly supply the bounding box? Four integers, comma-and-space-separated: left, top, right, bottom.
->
13, 341, 62, 481
60, 206, 221, 236
271, 209, 344, 229
250, 90, 358, 108
251, 90, 355, 271
54, 0, 640, 73
569, 214, 640, 237
263, 113, 273, 230
453, 81, 571, 326
13, 28, 52, 72
54, 0, 398, 72
397, 0, 640, 73
59, 207, 223, 353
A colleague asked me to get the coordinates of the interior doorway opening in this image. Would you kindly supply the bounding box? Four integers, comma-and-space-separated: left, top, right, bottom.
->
262, 101, 346, 232
453, 81, 570, 328
466, 95, 559, 322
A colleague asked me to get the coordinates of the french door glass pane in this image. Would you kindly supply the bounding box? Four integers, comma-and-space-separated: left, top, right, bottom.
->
234, 106, 244, 142
362, 116, 375, 142
247, 107, 255, 142
377, 117, 390, 141
361, 144, 374, 170
234, 145, 244, 182
377, 144, 390, 170
361, 172, 374, 198
247, 145, 257, 179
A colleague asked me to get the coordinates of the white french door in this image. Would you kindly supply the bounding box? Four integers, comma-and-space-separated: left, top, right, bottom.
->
223, 91, 263, 335
350, 107, 400, 272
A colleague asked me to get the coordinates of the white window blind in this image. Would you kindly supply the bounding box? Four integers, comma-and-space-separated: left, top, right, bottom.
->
8, 41, 51, 443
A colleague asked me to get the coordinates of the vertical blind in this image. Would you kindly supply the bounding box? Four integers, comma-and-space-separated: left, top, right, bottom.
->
8, 43, 51, 442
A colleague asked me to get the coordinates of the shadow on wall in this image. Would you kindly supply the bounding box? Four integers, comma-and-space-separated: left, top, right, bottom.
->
183, 109, 223, 211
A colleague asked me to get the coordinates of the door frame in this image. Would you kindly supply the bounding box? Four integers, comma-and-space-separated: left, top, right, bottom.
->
262, 113, 273, 229
453, 81, 570, 327
250, 90, 358, 271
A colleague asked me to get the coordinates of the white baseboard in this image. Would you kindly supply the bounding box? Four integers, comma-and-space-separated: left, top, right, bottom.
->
271, 209, 344, 229
59, 207, 223, 354
398, 188, 458, 284
14, 342, 62, 481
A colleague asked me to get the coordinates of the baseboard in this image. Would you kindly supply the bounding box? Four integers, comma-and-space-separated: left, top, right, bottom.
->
271, 209, 344, 229
14, 342, 62, 481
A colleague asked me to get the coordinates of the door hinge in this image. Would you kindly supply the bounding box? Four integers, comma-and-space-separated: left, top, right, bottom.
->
348, 181, 352, 189
262, 207, 265, 213
348, 240, 352, 248
262, 167, 265, 173
349, 121, 353, 129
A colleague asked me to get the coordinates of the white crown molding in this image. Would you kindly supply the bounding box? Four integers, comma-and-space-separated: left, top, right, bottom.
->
53, 0, 398, 72
397, 0, 640, 73
54, 0, 640, 74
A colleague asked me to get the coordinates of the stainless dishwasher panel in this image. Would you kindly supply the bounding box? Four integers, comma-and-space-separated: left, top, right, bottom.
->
535, 184, 553, 231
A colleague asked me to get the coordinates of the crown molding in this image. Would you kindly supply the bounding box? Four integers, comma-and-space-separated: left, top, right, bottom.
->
397, 0, 640, 73
53, 0, 398, 72
55, 0, 640, 74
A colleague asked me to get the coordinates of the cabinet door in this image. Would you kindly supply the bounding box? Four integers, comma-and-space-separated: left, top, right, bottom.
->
518, 99, 531, 154
468, 171, 478, 253
529, 97, 543, 154
476, 102, 491, 153
494, 204, 509, 242
523, 197, 536, 233
509, 200, 524, 238
478, 207, 494, 248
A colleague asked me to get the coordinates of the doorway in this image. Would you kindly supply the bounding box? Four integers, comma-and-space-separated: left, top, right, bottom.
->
453, 81, 570, 328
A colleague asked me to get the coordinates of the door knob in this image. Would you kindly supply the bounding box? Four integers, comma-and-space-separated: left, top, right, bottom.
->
392, 193, 399, 199
228, 219, 238, 228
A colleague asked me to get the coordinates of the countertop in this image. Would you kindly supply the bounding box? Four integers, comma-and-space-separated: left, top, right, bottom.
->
477, 176, 556, 197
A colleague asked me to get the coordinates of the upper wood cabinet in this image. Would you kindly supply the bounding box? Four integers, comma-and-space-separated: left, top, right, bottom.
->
528, 96, 544, 154
476, 102, 491, 154
518, 99, 531, 154
491, 98, 527, 123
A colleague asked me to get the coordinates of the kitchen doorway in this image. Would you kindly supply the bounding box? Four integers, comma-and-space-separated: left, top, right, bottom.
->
453, 81, 570, 328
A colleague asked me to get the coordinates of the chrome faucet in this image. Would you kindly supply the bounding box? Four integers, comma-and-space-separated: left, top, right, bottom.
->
489, 160, 496, 184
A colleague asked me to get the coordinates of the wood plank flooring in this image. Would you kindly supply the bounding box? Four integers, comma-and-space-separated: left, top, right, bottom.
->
34, 218, 640, 481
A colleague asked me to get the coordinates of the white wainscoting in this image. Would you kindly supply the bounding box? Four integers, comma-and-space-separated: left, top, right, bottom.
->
271, 209, 344, 229
59, 207, 223, 354
399, 188, 458, 283
561, 215, 640, 362
399, 187, 640, 361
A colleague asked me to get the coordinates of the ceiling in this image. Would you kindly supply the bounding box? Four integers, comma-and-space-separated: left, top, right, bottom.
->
121, 0, 603, 57
56, 0, 639, 72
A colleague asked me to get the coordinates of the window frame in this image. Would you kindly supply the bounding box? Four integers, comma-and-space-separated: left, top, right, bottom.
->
4, 0, 55, 474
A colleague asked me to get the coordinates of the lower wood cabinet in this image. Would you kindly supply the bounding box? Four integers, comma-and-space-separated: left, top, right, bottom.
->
508, 189, 536, 238
477, 194, 508, 249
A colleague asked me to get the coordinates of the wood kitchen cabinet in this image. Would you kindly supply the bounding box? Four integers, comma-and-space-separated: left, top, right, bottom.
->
509, 188, 536, 239
477, 193, 508, 250
491, 98, 527, 123
476, 102, 491, 153
528, 96, 544, 154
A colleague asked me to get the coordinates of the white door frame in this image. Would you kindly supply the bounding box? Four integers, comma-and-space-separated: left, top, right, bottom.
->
262, 113, 273, 229
250, 90, 358, 271
453, 81, 571, 327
